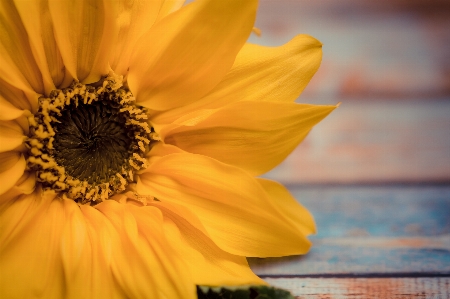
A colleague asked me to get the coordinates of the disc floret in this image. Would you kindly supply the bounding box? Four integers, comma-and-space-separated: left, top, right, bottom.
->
27, 72, 156, 205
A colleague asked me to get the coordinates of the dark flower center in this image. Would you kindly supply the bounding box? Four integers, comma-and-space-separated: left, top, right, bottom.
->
53, 100, 133, 184
26, 73, 155, 205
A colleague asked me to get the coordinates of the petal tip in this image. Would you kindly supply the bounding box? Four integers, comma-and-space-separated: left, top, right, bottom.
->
295, 34, 323, 48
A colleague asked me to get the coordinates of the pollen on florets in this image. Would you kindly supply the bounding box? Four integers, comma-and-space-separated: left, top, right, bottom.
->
26, 72, 157, 205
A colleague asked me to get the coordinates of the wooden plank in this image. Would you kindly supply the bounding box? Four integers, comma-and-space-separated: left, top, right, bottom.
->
251, 0, 450, 99
249, 0, 450, 185
250, 243, 450, 275
264, 277, 450, 299
263, 101, 450, 184
249, 186, 450, 275
288, 185, 450, 238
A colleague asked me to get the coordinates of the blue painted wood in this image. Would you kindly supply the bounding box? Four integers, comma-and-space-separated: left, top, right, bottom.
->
249, 185, 450, 276
293, 185, 450, 238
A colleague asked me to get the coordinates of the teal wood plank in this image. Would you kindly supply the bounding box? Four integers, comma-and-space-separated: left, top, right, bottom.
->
293, 185, 450, 238
249, 185, 450, 275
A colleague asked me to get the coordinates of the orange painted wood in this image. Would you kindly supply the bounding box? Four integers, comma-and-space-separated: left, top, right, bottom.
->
264, 277, 450, 299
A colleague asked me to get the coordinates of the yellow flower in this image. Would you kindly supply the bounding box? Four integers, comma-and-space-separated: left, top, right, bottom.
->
0, 0, 336, 298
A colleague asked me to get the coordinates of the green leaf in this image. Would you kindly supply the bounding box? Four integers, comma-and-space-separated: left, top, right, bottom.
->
197, 285, 295, 299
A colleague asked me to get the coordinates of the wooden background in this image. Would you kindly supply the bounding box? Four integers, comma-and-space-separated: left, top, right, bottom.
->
249, 186, 450, 298
247, 0, 450, 297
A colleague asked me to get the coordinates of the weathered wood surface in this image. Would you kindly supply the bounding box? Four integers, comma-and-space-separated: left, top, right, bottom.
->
264, 277, 450, 299
263, 100, 450, 184
249, 186, 450, 297
251, 0, 450, 100
246, 0, 450, 297
251, 0, 450, 185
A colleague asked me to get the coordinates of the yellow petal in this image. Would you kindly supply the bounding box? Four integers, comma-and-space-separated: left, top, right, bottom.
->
205, 35, 323, 105
0, 77, 38, 113
0, 170, 36, 206
0, 95, 25, 121
79, 206, 129, 299
0, 1, 44, 94
138, 153, 312, 257
0, 120, 26, 153
109, 0, 163, 75
60, 201, 95, 299
110, 0, 184, 76
0, 190, 195, 299
59, 201, 126, 299
95, 201, 196, 299
153, 201, 266, 286
257, 178, 316, 236
49, 0, 116, 83
11, 113, 30, 136
128, 0, 257, 111
0, 152, 26, 196
163, 101, 336, 176
14, 0, 71, 93
0, 192, 126, 299
155, 0, 186, 22
151, 34, 323, 124
146, 142, 186, 160
0, 192, 66, 299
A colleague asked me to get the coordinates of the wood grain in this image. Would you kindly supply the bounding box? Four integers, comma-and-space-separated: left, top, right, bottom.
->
263, 101, 450, 184
251, 0, 450, 99
264, 277, 450, 299
249, 186, 450, 275
246, 1, 450, 297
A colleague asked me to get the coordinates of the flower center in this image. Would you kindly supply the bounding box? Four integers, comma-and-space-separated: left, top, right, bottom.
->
52, 100, 132, 183
26, 73, 156, 205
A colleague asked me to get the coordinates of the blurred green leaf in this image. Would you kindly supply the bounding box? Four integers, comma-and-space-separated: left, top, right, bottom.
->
197, 285, 294, 299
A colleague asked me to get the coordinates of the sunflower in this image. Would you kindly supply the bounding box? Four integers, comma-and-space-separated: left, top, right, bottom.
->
0, 0, 336, 298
